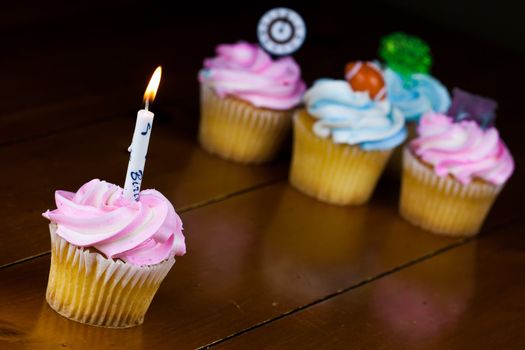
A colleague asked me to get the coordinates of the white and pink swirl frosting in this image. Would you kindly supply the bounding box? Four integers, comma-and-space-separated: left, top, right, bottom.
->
43, 179, 186, 266
198, 41, 306, 110
411, 113, 514, 185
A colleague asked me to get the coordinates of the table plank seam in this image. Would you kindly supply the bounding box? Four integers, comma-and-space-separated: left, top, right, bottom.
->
0, 251, 51, 271
177, 176, 287, 214
199, 213, 523, 349
198, 236, 474, 349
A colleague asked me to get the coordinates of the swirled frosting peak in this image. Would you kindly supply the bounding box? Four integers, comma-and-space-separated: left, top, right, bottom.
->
198, 41, 306, 110
384, 68, 450, 122
411, 113, 514, 185
304, 79, 407, 151
43, 179, 186, 266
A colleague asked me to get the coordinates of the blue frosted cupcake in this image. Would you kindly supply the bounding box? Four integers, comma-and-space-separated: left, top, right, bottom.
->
290, 71, 407, 205
379, 32, 450, 172
380, 32, 450, 128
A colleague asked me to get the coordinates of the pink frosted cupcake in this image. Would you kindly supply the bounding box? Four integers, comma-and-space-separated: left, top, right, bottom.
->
43, 179, 186, 328
198, 41, 306, 164
400, 89, 514, 236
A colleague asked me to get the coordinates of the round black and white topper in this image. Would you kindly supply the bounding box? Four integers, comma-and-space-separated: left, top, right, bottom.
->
257, 8, 306, 56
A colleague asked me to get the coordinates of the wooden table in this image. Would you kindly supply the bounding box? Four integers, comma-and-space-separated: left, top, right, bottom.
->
1, 2, 524, 349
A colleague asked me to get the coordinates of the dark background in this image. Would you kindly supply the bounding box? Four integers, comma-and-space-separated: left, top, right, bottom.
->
0, 0, 523, 143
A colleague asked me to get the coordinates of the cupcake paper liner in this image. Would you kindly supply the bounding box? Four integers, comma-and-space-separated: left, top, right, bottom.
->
46, 224, 175, 328
31, 300, 144, 348
290, 110, 392, 205
199, 82, 293, 164
399, 147, 502, 236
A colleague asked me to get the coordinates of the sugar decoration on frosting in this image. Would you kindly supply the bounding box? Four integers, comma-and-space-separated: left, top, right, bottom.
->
379, 32, 451, 123
447, 88, 497, 129
344, 61, 386, 101
257, 8, 306, 56
379, 32, 432, 79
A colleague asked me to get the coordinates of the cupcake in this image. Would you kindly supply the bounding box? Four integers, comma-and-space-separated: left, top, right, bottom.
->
400, 89, 514, 236
198, 41, 306, 164
42, 179, 186, 328
290, 61, 407, 205
379, 32, 451, 173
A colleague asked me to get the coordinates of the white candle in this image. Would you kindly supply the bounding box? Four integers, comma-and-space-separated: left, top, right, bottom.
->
123, 109, 154, 200
123, 66, 162, 201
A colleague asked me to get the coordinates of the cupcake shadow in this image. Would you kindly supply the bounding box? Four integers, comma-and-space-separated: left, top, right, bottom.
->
260, 185, 370, 301
29, 299, 143, 349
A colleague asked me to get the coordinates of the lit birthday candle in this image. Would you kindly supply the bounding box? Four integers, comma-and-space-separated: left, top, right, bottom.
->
123, 66, 162, 200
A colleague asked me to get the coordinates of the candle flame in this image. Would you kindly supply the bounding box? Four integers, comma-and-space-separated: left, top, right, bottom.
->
143, 66, 162, 107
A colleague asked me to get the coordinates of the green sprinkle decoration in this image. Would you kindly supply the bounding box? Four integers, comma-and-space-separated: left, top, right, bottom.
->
379, 32, 432, 78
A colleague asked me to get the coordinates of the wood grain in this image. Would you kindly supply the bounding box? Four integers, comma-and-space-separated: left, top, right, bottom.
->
214, 221, 525, 350
0, 181, 476, 349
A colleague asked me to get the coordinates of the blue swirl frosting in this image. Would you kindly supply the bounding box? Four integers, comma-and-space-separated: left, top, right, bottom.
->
384, 68, 451, 123
304, 79, 407, 151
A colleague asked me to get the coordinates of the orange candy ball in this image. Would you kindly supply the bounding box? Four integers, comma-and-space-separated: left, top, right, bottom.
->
344, 61, 386, 100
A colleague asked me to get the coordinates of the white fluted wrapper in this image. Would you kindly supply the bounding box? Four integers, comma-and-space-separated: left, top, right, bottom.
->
46, 224, 175, 328
400, 148, 503, 236
199, 82, 293, 164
